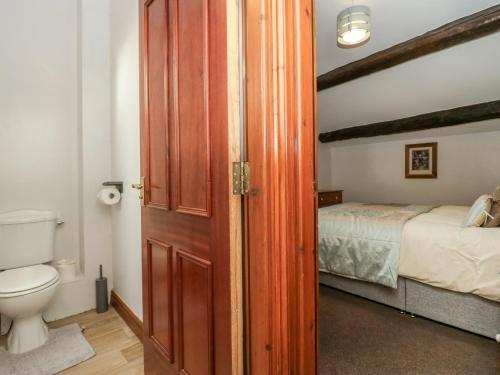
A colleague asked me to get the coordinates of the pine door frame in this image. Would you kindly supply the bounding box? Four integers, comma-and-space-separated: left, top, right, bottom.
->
242, 0, 318, 374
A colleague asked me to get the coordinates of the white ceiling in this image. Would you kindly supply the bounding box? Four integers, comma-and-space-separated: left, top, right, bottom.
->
316, 0, 500, 74
316, 0, 500, 138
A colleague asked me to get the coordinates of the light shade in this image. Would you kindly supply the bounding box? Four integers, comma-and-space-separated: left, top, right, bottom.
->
337, 5, 371, 48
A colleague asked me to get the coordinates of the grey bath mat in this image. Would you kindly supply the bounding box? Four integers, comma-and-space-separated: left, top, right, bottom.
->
0, 323, 95, 375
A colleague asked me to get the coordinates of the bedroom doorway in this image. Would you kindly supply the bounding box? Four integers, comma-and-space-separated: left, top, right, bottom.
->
315, 1, 500, 374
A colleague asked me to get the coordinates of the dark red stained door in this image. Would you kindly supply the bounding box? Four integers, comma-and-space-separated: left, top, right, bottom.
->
139, 0, 232, 373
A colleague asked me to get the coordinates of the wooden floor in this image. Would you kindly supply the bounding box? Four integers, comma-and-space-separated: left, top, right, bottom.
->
1, 307, 144, 375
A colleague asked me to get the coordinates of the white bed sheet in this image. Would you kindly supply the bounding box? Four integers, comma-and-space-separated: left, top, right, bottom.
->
399, 205, 500, 302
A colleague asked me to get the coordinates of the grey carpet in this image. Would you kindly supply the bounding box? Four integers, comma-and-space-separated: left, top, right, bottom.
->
0, 323, 95, 375
319, 285, 500, 375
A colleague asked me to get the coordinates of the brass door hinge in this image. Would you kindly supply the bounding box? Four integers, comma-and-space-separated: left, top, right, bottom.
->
232, 161, 250, 195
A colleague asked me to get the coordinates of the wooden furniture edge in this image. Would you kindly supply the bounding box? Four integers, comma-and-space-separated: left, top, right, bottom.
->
110, 290, 144, 343
318, 190, 343, 208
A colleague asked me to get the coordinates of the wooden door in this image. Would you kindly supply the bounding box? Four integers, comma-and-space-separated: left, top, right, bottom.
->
243, 0, 318, 374
139, 0, 240, 374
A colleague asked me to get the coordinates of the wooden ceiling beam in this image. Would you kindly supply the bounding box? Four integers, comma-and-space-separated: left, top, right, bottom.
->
317, 5, 500, 91
318, 100, 500, 143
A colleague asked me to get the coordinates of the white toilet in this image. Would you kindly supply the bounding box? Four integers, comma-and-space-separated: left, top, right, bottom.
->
0, 210, 61, 354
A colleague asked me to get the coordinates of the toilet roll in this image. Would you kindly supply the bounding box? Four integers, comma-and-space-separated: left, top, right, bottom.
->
97, 187, 121, 205
56, 259, 77, 283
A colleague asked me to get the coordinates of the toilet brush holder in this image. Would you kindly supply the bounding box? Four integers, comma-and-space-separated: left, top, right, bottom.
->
95, 265, 108, 313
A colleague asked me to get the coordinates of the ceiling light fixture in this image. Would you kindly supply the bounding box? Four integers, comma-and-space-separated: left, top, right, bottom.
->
337, 5, 371, 48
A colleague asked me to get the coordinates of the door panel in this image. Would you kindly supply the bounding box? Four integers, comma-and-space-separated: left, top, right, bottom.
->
175, 0, 211, 217
147, 240, 173, 362
139, 0, 233, 373
176, 250, 213, 374
144, 0, 169, 209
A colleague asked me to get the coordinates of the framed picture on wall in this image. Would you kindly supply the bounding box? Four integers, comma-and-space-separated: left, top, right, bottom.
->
405, 142, 437, 178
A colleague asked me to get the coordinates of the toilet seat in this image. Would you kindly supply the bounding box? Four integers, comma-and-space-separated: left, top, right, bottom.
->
0, 265, 60, 298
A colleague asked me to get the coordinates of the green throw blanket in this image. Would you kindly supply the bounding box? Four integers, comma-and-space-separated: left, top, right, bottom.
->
319, 203, 435, 288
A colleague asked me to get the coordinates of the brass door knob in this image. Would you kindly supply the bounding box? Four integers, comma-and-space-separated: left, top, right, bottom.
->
131, 177, 145, 204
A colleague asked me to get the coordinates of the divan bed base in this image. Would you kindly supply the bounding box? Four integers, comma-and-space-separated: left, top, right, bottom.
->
319, 272, 405, 310
320, 272, 500, 340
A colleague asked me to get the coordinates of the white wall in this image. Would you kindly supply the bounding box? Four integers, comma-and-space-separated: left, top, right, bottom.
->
0, 0, 80, 265
316, 0, 500, 205
318, 128, 500, 206
110, 0, 143, 320
0, 0, 142, 321
0, 0, 114, 320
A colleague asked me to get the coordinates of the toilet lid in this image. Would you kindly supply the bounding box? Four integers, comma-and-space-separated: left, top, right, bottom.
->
0, 265, 59, 296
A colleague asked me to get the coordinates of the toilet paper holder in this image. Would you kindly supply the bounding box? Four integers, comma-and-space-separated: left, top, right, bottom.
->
102, 181, 123, 193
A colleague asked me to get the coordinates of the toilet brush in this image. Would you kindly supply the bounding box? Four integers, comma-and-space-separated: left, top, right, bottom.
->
95, 264, 109, 313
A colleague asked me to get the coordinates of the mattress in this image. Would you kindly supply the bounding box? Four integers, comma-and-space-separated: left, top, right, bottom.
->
400, 205, 500, 302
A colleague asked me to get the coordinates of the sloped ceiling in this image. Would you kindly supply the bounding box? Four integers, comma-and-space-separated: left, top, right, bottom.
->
316, 0, 500, 137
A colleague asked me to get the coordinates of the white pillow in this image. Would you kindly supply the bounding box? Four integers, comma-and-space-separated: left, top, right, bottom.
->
463, 194, 493, 227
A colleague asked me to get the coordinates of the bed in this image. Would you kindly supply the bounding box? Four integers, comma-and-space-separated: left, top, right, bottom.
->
318, 203, 500, 339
